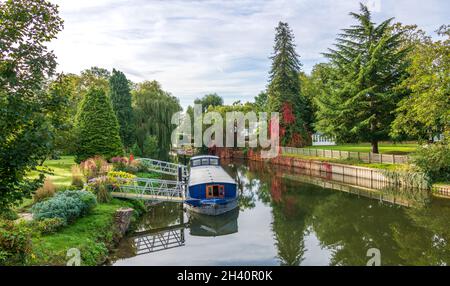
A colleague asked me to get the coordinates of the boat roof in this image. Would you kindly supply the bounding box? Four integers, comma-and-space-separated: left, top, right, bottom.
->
189, 165, 236, 186
190, 155, 219, 160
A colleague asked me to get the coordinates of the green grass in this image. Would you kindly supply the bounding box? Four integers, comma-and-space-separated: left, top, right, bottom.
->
283, 153, 401, 170
28, 156, 76, 187
29, 199, 135, 266
306, 142, 418, 155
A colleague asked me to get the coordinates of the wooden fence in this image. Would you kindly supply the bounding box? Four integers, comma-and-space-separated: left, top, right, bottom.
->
281, 147, 408, 164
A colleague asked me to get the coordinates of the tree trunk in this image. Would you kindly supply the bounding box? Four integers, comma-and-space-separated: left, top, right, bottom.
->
371, 140, 379, 154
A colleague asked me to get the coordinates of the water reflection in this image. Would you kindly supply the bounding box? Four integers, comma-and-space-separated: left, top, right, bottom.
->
111, 160, 450, 266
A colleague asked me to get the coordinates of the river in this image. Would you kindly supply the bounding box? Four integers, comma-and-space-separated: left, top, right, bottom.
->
110, 159, 450, 266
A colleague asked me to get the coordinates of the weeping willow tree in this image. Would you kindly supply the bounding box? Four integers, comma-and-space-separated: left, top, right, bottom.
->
132, 81, 181, 160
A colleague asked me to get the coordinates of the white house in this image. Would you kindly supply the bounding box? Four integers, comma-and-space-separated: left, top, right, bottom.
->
312, 132, 336, 146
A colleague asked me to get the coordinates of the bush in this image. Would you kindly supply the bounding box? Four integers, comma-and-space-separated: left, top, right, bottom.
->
0, 220, 32, 265
131, 142, 142, 157
31, 190, 97, 225
34, 178, 56, 203
80, 156, 111, 180
71, 165, 84, 188
111, 156, 128, 171
86, 171, 136, 203
0, 209, 19, 221
143, 135, 158, 158
411, 141, 450, 183
31, 218, 65, 234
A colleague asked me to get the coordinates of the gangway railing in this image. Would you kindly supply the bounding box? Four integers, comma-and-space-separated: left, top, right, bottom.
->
132, 225, 186, 255
111, 177, 185, 202
136, 158, 188, 180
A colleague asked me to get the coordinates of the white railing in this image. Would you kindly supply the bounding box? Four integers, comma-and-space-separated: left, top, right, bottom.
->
114, 177, 184, 202
281, 147, 409, 164
136, 158, 188, 180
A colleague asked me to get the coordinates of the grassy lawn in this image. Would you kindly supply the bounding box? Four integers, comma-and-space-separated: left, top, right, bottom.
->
29, 199, 136, 266
28, 156, 76, 187
306, 142, 419, 155
283, 153, 401, 170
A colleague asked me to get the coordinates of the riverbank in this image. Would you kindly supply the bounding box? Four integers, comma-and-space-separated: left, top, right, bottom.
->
214, 148, 450, 199
27, 199, 143, 266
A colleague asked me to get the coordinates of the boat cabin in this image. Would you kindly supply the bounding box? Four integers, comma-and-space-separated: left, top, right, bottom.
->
187, 155, 237, 202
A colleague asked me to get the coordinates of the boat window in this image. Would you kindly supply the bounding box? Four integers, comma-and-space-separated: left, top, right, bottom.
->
192, 159, 200, 167
210, 158, 219, 165
206, 185, 225, 198
202, 158, 209, 165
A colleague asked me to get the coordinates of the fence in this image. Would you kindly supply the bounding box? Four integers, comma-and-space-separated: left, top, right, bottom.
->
281, 147, 408, 164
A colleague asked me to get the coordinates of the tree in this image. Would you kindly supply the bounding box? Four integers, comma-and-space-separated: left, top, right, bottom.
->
267, 22, 311, 147
391, 25, 450, 141
317, 4, 409, 153
133, 81, 181, 160
74, 87, 124, 163
47, 73, 80, 156
254, 91, 268, 112
194, 93, 223, 112
0, 0, 64, 211
143, 135, 159, 158
109, 69, 134, 148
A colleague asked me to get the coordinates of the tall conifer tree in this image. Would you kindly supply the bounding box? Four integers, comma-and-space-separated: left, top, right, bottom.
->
267, 22, 310, 147
75, 87, 124, 162
316, 4, 409, 153
109, 69, 134, 147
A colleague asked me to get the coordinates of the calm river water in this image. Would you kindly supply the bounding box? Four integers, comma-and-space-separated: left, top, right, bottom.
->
111, 160, 450, 266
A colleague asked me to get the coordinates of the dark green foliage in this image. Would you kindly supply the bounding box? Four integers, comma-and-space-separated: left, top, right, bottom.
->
411, 141, 450, 183
254, 91, 268, 112
0, 220, 32, 265
31, 190, 97, 225
316, 4, 409, 153
74, 87, 124, 163
267, 22, 311, 147
0, 0, 64, 212
194, 93, 223, 112
131, 142, 142, 157
133, 81, 181, 160
143, 135, 159, 158
109, 69, 134, 147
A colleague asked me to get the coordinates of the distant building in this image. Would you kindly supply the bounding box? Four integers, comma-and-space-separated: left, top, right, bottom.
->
312, 132, 336, 146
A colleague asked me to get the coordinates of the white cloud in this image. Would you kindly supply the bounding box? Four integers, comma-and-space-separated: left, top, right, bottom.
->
48, 0, 450, 108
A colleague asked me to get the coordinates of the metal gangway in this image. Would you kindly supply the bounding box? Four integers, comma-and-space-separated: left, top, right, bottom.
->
131, 224, 187, 255
110, 157, 188, 203
111, 178, 185, 202
136, 158, 188, 181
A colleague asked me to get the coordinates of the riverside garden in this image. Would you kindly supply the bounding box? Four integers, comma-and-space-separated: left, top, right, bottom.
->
1, 1, 449, 266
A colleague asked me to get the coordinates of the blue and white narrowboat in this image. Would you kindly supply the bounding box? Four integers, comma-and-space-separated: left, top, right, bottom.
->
184, 155, 238, 216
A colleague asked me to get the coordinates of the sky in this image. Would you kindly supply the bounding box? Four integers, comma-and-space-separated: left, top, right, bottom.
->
48, 0, 450, 109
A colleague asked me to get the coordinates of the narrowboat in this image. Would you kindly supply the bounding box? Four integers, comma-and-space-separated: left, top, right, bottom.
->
184, 155, 238, 216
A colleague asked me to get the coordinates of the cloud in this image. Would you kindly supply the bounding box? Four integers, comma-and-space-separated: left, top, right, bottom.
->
48, 0, 450, 108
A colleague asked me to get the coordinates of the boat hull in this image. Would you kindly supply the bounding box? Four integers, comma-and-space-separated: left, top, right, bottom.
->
185, 199, 238, 216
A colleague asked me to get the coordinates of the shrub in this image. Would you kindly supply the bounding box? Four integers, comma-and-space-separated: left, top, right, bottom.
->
31, 218, 65, 234
0, 220, 32, 265
411, 141, 450, 183
0, 209, 19, 221
71, 165, 84, 188
34, 178, 56, 203
111, 156, 128, 171
31, 190, 97, 225
86, 176, 113, 203
80, 156, 111, 180
131, 142, 142, 157
87, 171, 136, 203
